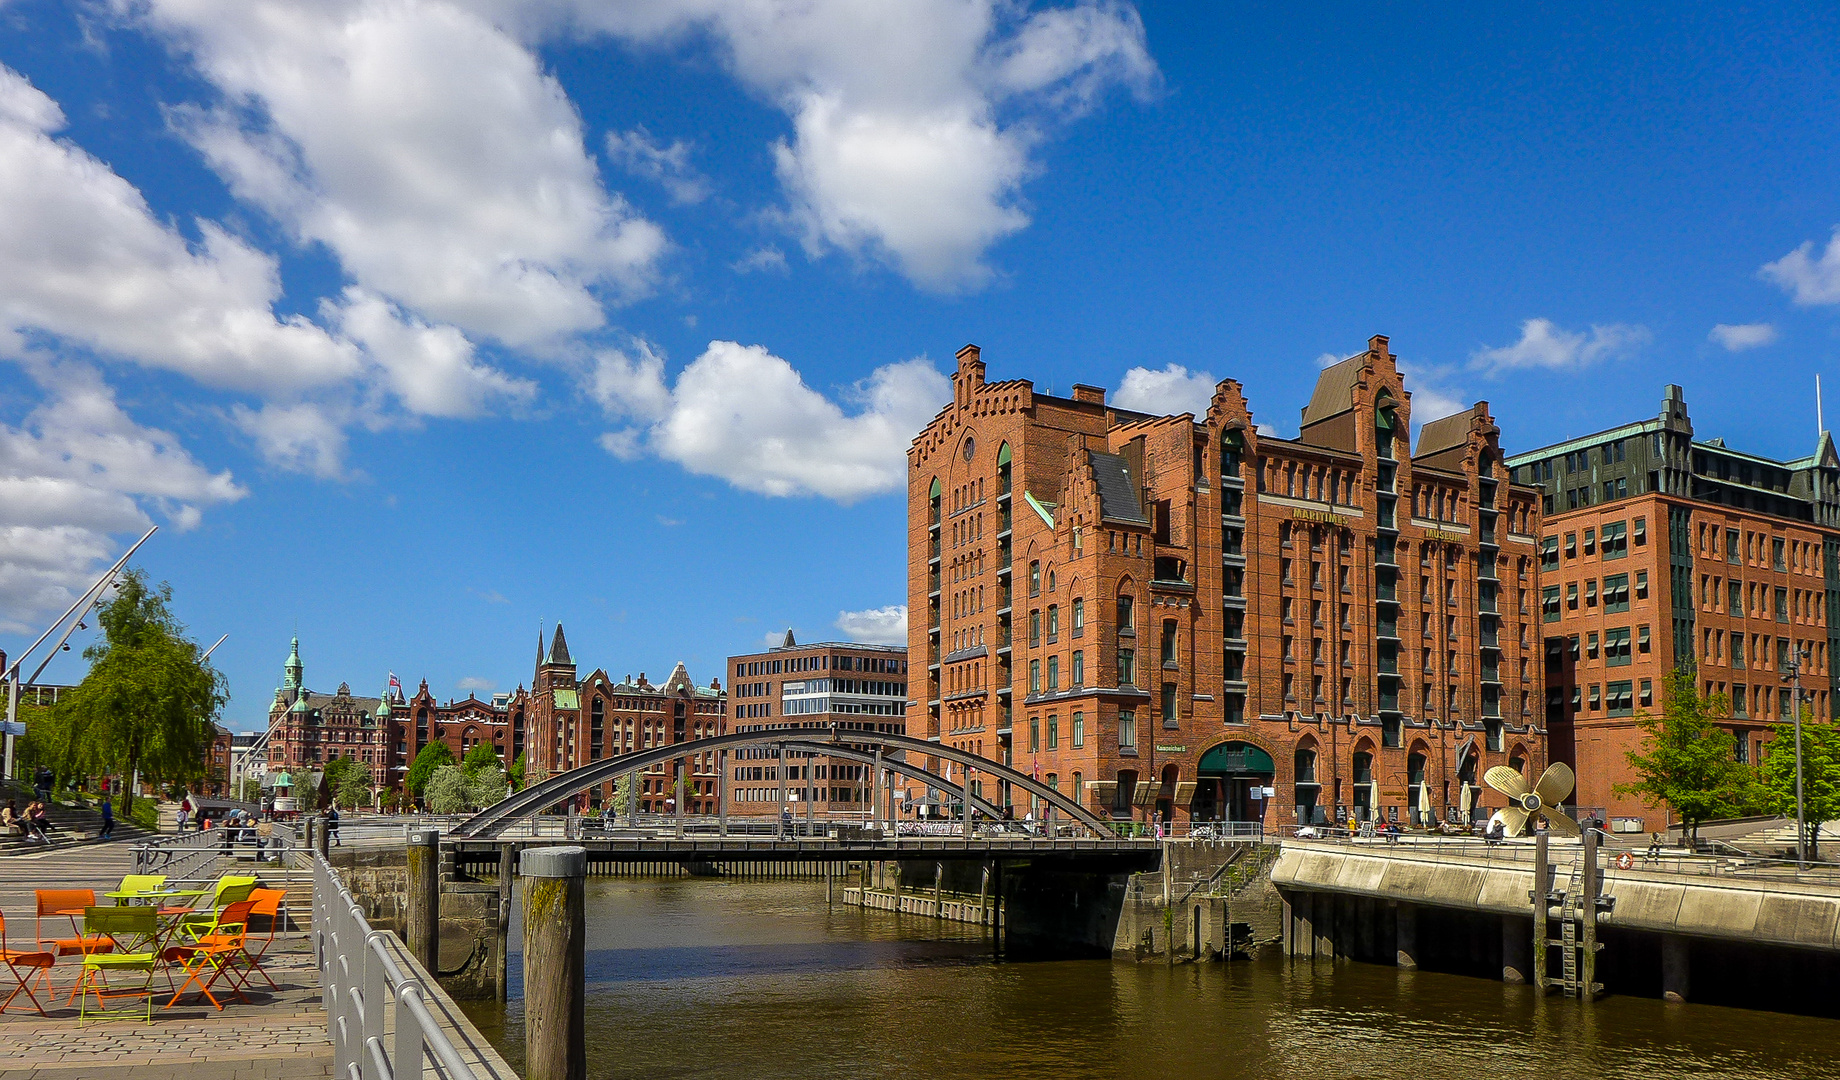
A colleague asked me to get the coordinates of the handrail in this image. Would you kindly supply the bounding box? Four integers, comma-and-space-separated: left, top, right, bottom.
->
311, 848, 482, 1079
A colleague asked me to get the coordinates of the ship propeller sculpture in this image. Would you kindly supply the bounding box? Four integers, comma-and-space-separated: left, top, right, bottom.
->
1483, 761, 1580, 837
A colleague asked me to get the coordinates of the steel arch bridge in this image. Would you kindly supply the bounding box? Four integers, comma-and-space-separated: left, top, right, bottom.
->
452, 725, 1110, 838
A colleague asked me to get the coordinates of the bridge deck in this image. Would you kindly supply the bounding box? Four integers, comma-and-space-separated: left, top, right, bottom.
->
448, 835, 1164, 863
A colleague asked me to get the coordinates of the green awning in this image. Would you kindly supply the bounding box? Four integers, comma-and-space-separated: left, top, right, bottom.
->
1198, 742, 1275, 775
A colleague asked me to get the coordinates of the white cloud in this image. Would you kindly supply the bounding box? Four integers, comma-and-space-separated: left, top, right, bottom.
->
835, 605, 907, 645
731, 246, 790, 274
456, 676, 495, 693
0, 64, 358, 392
472, 0, 1156, 292
1470, 318, 1650, 374
1114, 363, 1217, 417
0, 362, 245, 632
132, 0, 668, 346
1315, 352, 1344, 368
330, 289, 536, 418
1762, 229, 1840, 306
590, 340, 950, 501
230, 401, 351, 480
1709, 322, 1779, 351
606, 127, 710, 205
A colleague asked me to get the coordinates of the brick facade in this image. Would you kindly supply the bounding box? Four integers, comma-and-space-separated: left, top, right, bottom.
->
725, 634, 907, 817
909, 337, 1546, 830
523, 624, 727, 813
1510, 385, 1840, 830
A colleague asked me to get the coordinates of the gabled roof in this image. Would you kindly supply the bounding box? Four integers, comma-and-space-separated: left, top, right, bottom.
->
1300, 355, 1364, 426
1415, 407, 1477, 460
1088, 450, 1149, 525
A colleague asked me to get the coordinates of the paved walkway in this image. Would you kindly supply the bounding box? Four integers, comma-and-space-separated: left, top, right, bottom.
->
0, 843, 333, 1078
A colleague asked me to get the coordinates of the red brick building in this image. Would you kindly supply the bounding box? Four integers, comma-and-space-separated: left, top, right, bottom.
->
1508, 385, 1840, 830
523, 624, 728, 813
264, 637, 526, 796
908, 337, 1547, 830
725, 632, 907, 817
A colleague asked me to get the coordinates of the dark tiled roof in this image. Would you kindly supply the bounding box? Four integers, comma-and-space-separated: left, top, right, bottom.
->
1089, 450, 1149, 525
1301, 355, 1363, 425
547, 623, 572, 667
1415, 408, 1477, 459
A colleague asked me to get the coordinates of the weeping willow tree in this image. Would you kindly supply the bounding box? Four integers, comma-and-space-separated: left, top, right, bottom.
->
48, 569, 225, 812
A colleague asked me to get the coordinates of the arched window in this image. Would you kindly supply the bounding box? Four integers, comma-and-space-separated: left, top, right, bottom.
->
1072, 598, 1084, 636
1029, 561, 1041, 597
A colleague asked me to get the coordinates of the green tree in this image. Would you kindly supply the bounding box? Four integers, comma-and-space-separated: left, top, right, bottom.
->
467, 765, 508, 809
404, 742, 455, 799
1615, 670, 1751, 843
1759, 716, 1840, 858
238, 778, 263, 803
508, 752, 527, 792
461, 742, 502, 776
423, 765, 469, 814
322, 755, 372, 810
49, 569, 226, 813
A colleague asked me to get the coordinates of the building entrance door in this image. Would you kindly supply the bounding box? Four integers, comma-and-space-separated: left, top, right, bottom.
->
1197, 742, 1275, 824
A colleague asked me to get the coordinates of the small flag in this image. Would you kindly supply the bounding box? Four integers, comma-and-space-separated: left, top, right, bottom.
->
389, 672, 402, 694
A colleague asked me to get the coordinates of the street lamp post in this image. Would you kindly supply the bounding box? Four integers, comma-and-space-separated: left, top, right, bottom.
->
1783, 646, 1811, 870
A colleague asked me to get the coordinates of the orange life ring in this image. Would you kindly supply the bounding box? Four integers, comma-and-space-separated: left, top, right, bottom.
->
1614, 851, 1635, 870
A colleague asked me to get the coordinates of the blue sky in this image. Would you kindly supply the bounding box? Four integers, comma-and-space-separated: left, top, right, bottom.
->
5, 3, 1840, 732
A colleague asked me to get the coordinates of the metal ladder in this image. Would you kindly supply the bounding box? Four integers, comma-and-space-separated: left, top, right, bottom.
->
1556, 858, 1583, 997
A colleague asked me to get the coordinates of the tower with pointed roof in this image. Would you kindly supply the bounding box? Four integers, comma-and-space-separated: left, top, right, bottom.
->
283, 637, 304, 704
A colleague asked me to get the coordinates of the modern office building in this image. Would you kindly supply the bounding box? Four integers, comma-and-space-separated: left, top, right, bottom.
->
725, 631, 908, 818
908, 337, 1546, 830
1508, 385, 1840, 829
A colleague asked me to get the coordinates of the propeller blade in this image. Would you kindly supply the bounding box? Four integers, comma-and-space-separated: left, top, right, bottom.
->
1534, 761, 1576, 808
1498, 805, 1531, 837
1484, 765, 1529, 799
1541, 806, 1582, 838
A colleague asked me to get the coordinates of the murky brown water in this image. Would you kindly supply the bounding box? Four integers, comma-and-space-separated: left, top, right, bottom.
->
461, 877, 1840, 1080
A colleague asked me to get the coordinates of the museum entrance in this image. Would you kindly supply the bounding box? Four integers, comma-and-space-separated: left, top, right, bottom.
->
1197, 741, 1275, 823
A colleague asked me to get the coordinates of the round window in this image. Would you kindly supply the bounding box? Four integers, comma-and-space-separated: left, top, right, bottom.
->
963, 436, 976, 461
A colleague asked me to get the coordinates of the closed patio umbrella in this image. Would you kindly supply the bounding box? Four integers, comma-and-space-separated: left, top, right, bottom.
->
1460, 782, 1473, 825
1417, 780, 1431, 825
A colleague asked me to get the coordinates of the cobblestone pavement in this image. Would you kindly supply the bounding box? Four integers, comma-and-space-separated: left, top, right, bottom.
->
0, 846, 331, 1078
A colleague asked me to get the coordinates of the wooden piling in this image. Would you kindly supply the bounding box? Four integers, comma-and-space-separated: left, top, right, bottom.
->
521, 846, 587, 1080
405, 828, 440, 973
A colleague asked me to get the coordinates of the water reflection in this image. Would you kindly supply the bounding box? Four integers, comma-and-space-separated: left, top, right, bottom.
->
461, 877, 1840, 1080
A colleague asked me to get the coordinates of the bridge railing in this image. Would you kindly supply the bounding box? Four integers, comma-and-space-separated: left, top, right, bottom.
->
1275, 824, 1840, 885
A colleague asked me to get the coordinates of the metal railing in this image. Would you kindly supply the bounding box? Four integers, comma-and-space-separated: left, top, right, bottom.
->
311, 850, 478, 1080
133, 820, 298, 874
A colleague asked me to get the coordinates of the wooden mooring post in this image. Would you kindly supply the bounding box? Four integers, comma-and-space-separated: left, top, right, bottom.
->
405, 828, 440, 973
522, 846, 587, 1080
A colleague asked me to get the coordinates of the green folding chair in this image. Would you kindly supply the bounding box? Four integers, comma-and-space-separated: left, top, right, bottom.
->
76, 907, 159, 1025
176, 876, 258, 941
111, 874, 168, 905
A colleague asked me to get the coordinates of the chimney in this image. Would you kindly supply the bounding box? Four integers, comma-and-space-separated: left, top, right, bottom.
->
1071, 384, 1105, 405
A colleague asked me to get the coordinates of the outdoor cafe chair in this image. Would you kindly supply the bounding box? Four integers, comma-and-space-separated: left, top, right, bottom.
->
0, 912, 55, 1016
174, 876, 258, 939
35, 889, 113, 959
240, 888, 287, 989
164, 900, 256, 1010
108, 874, 168, 904
75, 907, 160, 1025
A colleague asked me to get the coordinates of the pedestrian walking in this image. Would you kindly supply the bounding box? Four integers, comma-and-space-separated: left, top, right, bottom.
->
33, 766, 51, 803
98, 796, 114, 840
176, 799, 190, 833
326, 805, 341, 846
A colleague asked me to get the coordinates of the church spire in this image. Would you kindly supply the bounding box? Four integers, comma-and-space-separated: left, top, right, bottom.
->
546, 622, 573, 668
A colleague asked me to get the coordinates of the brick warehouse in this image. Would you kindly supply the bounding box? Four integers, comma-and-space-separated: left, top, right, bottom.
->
725, 631, 908, 817
524, 624, 728, 813
907, 337, 1547, 831
1508, 385, 1840, 831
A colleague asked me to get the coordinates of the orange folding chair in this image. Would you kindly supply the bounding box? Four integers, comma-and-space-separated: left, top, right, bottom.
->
240, 888, 286, 990
0, 911, 56, 1016
36, 890, 113, 957
164, 900, 256, 1010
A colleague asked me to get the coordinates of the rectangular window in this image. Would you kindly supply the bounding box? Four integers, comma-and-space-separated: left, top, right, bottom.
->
1776, 587, 1789, 623
1161, 683, 1178, 725
1566, 582, 1579, 610
1774, 537, 1786, 572
1072, 650, 1085, 686
1072, 711, 1084, 748
1047, 714, 1059, 750
1028, 715, 1040, 753
1540, 536, 1559, 571
1602, 521, 1628, 559
1584, 527, 1596, 555
1587, 631, 1600, 659
1542, 585, 1561, 622
1729, 579, 1743, 614
1585, 579, 1598, 606
1564, 532, 1577, 559
1734, 685, 1749, 718
1047, 655, 1060, 691
1118, 710, 1136, 749
1117, 595, 1134, 634
1029, 610, 1041, 647
1733, 634, 1745, 669
1604, 573, 1630, 613
1640, 679, 1653, 707
1589, 684, 1602, 710
1117, 649, 1135, 687
1606, 627, 1632, 666
1638, 624, 1651, 654
1727, 529, 1741, 563
1606, 680, 1634, 717
1636, 570, 1649, 600
1029, 660, 1041, 694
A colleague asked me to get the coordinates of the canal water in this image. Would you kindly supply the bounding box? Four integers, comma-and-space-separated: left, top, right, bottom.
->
460, 877, 1840, 1080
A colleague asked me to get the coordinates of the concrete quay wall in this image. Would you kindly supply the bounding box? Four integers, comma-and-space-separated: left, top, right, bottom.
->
1271, 843, 1840, 952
